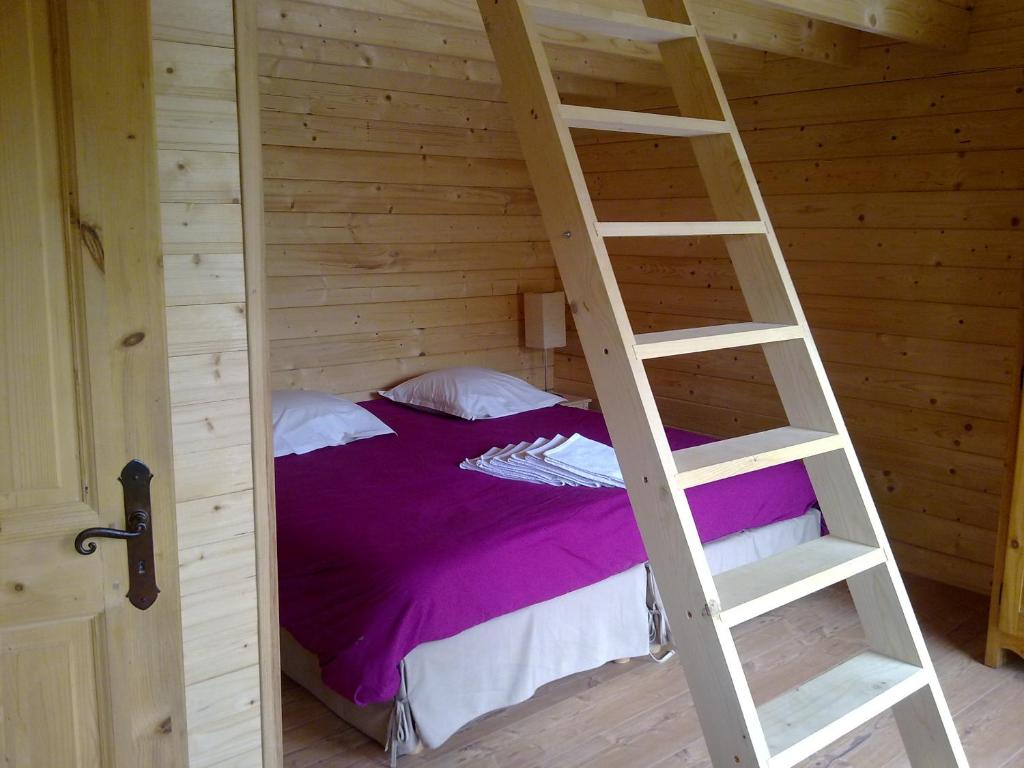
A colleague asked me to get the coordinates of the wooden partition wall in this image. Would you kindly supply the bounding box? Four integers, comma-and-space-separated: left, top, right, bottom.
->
257, 4, 560, 399
556, 0, 1024, 595
152, 1, 266, 765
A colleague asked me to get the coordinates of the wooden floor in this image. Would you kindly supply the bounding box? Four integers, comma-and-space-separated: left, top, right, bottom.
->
281, 576, 1024, 767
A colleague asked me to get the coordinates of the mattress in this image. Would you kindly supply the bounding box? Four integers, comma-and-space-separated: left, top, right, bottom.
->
274, 399, 817, 706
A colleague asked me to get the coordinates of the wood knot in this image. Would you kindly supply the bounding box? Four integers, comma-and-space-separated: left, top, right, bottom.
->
122, 331, 146, 347
13, 582, 25, 592
158, 717, 173, 734
77, 219, 105, 272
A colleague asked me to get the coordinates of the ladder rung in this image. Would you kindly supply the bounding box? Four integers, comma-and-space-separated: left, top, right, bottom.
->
635, 322, 803, 358
674, 427, 844, 488
596, 220, 766, 237
759, 651, 929, 768
529, 0, 696, 43
714, 536, 885, 628
562, 105, 731, 137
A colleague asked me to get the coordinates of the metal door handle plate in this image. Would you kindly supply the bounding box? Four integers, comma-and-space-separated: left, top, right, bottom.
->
74, 459, 160, 610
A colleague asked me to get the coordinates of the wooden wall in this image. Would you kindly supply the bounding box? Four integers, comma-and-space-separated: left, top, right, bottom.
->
556, 0, 1024, 595
254, 0, 1022, 593
256, 3, 559, 399
151, 1, 264, 765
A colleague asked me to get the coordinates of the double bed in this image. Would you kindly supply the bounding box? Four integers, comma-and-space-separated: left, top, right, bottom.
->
274, 398, 819, 760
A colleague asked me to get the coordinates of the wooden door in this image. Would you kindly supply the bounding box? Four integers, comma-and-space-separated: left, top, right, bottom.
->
1, 1, 188, 765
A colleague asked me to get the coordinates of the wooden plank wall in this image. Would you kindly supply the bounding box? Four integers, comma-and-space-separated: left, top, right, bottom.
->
151, 1, 264, 765
556, 0, 1024, 595
253, 0, 1021, 593
256, 2, 559, 399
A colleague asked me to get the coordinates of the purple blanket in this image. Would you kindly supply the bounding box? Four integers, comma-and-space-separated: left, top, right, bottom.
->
275, 400, 816, 705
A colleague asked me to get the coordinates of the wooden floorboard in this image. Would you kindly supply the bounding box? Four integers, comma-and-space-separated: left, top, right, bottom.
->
281, 576, 1024, 767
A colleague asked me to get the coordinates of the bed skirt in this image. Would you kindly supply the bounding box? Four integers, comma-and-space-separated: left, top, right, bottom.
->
281, 508, 822, 761
282, 562, 652, 762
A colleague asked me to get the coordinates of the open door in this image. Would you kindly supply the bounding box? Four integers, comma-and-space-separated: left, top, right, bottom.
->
1, 1, 188, 765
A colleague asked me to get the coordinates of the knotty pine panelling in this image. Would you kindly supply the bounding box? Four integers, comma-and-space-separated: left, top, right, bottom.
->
254, 0, 1019, 594
257, 7, 557, 400
557, 0, 1024, 595
151, 1, 264, 766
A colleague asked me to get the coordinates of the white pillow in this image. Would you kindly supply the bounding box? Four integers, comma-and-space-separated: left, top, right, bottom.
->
379, 367, 564, 420
271, 390, 394, 457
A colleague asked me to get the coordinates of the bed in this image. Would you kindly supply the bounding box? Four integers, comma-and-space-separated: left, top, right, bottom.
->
274, 398, 820, 760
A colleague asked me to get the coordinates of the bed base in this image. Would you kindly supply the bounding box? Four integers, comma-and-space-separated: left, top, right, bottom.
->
281, 509, 823, 760
281, 628, 404, 751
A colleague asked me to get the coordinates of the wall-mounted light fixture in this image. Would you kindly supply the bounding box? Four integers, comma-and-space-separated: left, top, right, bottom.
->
524, 291, 566, 392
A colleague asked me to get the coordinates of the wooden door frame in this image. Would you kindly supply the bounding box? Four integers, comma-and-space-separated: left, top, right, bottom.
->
233, 1, 284, 764
65, 0, 191, 761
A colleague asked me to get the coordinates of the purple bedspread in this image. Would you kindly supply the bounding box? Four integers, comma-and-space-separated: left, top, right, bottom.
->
275, 400, 816, 705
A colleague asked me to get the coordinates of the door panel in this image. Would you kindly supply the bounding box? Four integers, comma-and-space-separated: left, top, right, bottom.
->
0, 0, 81, 514
0, 0, 101, 630
0, 621, 103, 768
1, 0, 188, 765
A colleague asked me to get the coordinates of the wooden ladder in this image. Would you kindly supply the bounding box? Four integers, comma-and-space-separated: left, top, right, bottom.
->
476, 1, 969, 766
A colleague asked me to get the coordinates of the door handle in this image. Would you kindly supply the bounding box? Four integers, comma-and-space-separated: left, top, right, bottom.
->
75, 510, 148, 553
74, 459, 160, 610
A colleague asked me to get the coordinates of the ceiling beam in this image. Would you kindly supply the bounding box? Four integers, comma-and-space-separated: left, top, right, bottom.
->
736, 0, 970, 50
262, 0, 666, 86
281, 0, 858, 72
688, 0, 860, 65
259, 31, 619, 100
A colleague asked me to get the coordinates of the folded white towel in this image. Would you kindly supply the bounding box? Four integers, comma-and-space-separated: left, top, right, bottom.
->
461, 433, 623, 488
543, 433, 625, 488
460, 442, 566, 485
509, 435, 603, 488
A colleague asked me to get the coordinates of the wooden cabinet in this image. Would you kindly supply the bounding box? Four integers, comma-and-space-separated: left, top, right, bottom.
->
987, 404, 1024, 666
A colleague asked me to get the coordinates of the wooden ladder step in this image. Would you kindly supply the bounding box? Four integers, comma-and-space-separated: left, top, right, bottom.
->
714, 536, 886, 627
528, 0, 696, 43
562, 105, 731, 137
635, 322, 803, 359
673, 426, 844, 488
759, 651, 929, 768
596, 220, 766, 237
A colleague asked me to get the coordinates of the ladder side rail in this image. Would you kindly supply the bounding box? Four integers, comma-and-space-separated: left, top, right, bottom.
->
644, 1, 893, 556
475, 1, 771, 763
644, 0, 902, 576
645, 3, 968, 764
637, 4, 888, 551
